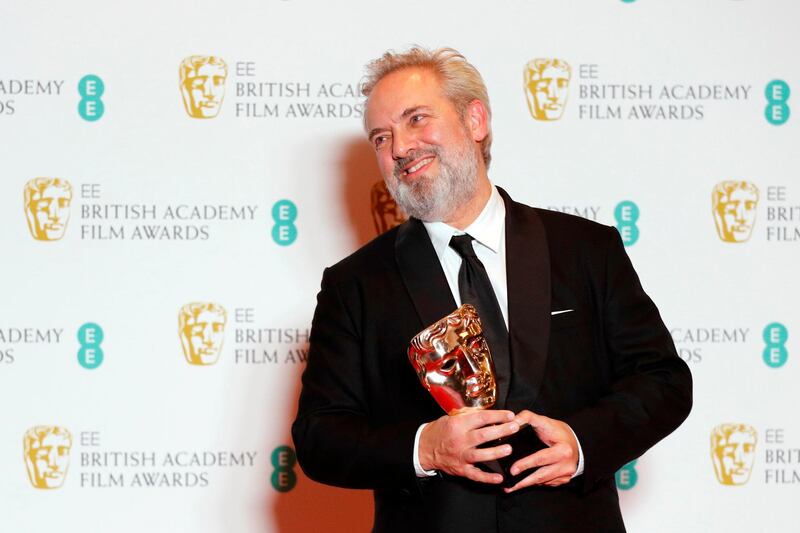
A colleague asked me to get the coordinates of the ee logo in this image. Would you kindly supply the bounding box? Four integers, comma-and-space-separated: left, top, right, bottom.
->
763, 322, 788, 368
78, 74, 105, 122
764, 80, 790, 126
615, 460, 638, 490
77, 322, 104, 369
615, 201, 640, 247
271, 445, 297, 492
272, 199, 297, 246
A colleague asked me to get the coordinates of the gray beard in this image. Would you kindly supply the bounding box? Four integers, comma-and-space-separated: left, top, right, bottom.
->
386, 141, 479, 223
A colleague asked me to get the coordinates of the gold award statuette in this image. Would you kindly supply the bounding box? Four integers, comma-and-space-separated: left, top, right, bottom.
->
408, 304, 544, 486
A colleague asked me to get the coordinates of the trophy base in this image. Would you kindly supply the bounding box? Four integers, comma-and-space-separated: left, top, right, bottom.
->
477, 423, 547, 488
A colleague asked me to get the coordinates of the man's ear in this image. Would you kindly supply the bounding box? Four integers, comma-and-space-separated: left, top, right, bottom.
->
465, 99, 489, 143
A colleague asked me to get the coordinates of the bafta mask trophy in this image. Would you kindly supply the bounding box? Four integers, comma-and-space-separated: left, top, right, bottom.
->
409, 304, 544, 486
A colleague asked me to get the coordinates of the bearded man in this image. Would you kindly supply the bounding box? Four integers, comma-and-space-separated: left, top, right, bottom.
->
292, 47, 692, 533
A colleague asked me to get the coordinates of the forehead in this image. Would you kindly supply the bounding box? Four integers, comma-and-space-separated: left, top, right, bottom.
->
727, 431, 755, 444
726, 187, 756, 201
37, 433, 68, 447
536, 65, 569, 80
418, 320, 480, 363
191, 63, 225, 77
190, 309, 224, 324
365, 67, 450, 129
36, 185, 70, 200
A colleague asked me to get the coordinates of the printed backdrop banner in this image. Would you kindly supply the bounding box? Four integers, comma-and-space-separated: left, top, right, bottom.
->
1, 1, 797, 531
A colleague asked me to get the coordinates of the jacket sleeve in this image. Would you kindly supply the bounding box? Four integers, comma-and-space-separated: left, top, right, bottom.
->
291, 268, 421, 491
564, 227, 693, 491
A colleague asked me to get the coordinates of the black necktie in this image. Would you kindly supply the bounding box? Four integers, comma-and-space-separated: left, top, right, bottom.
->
449, 234, 510, 407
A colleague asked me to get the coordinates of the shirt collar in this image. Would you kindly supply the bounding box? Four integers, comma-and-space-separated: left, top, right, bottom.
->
422, 185, 506, 260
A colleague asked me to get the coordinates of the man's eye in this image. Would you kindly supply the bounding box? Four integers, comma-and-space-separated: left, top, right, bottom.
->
411, 114, 425, 123
373, 136, 386, 148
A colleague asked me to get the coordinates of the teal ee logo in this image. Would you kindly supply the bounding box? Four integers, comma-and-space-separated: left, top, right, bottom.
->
270, 445, 297, 492
271, 199, 297, 246
764, 80, 790, 126
615, 460, 638, 490
614, 201, 639, 247
762, 322, 788, 368
78, 74, 105, 122
77, 322, 104, 369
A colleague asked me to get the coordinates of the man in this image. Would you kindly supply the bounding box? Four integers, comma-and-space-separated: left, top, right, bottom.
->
292, 47, 692, 532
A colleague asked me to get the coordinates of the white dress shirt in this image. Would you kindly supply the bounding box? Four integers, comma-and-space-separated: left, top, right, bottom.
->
412, 186, 584, 478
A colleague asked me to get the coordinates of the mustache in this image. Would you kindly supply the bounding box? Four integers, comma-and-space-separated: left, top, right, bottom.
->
394, 148, 439, 176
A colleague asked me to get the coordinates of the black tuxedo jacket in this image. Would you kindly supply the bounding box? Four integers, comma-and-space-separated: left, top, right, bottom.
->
292, 188, 692, 533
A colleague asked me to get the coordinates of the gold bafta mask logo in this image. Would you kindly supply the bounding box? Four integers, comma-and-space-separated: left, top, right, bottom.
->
370, 181, 407, 235
24, 178, 73, 241
23, 426, 72, 489
712, 181, 759, 243
409, 305, 497, 414
711, 424, 757, 486
524, 58, 572, 121
179, 55, 228, 118
179, 302, 227, 365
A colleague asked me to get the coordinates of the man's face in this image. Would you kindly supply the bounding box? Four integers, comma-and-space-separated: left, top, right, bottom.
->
182, 310, 226, 365
182, 62, 226, 118
410, 307, 496, 414
27, 184, 71, 240
713, 430, 756, 485
715, 186, 758, 242
26, 433, 71, 489
365, 67, 481, 222
525, 64, 570, 121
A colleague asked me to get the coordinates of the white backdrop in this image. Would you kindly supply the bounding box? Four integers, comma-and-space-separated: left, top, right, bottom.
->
1, 1, 798, 531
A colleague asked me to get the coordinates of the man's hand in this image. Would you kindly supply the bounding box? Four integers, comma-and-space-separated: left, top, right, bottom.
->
504, 410, 579, 493
419, 410, 519, 484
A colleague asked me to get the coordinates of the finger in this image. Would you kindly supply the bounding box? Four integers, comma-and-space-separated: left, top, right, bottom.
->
544, 475, 572, 487
504, 462, 565, 492
463, 410, 515, 429
510, 448, 557, 475
528, 459, 578, 486
465, 443, 512, 464
513, 410, 547, 427
503, 468, 540, 493
462, 465, 504, 485
471, 420, 520, 446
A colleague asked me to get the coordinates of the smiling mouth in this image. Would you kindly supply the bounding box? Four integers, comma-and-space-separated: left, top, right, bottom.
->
401, 156, 435, 177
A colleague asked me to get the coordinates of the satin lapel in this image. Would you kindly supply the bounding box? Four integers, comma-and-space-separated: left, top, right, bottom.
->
395, 218, 457, 330
498, 187, 551, 408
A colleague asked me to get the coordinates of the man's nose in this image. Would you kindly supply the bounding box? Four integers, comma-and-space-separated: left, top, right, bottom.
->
460, 348, 481, 375
392, 129, 417, 160
202, 326, 214, 344
46, 201, 58, 220
546, 81, 558, 99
